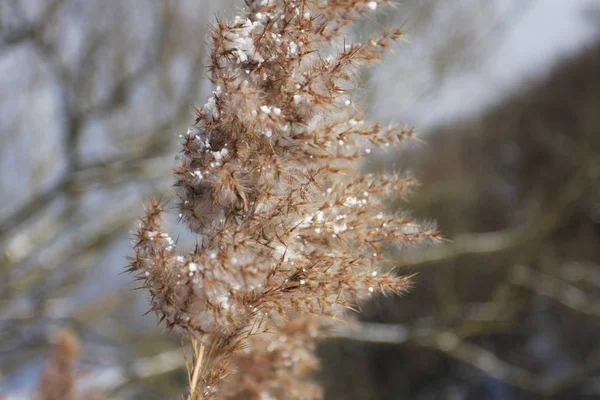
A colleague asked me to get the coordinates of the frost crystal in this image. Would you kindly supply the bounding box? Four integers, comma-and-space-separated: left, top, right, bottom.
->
223, 19, 265, 64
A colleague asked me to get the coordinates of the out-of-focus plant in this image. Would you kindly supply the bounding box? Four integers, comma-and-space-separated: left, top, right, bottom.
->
35, 329, 103, 400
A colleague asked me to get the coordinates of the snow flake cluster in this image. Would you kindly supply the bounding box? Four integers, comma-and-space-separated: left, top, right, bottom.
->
224, 17, 265, 64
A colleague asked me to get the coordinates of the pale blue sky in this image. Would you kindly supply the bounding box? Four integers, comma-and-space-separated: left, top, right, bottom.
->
372, 0, 599, 128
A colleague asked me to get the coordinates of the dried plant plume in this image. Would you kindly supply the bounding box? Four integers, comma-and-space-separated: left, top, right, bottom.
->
128, 0, 439, 398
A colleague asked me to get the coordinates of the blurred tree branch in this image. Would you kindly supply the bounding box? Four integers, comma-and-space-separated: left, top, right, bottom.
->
333, 314, 600, 398
389, 157, 599, 270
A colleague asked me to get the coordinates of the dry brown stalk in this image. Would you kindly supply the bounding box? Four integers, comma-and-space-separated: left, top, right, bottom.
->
127, 0, 439, 398
36, 330, 81, 400
35, 329, 104, 400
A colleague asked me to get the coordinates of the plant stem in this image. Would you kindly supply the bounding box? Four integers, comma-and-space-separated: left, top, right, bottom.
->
188, 339, 205, 399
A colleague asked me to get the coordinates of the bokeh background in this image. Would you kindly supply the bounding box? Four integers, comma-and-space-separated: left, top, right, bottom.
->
1, 0, 599, 398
